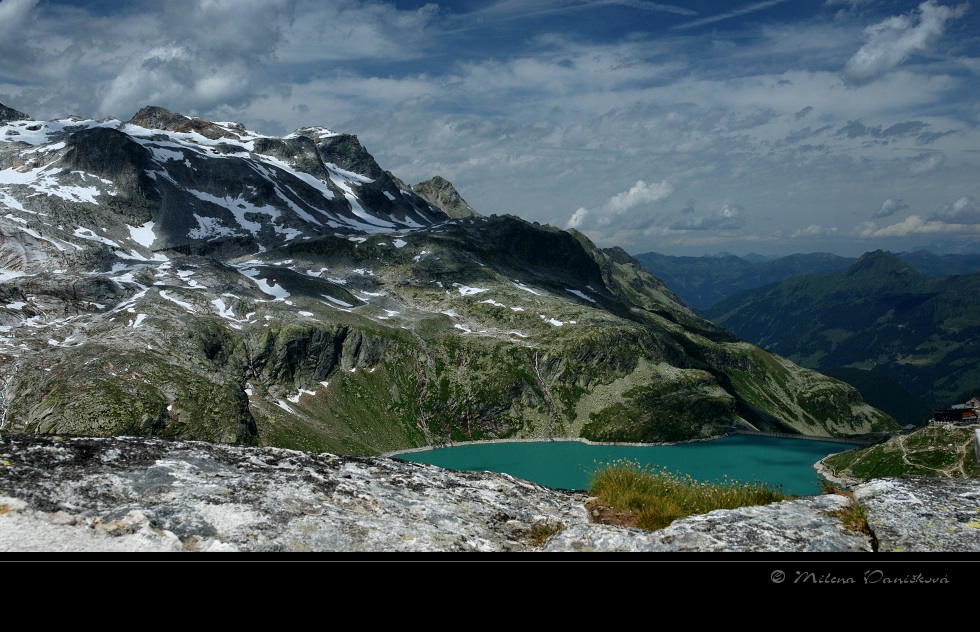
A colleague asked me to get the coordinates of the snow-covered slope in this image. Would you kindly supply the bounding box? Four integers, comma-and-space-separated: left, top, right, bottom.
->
0, 103, 898, 454
0, 106, 447, 268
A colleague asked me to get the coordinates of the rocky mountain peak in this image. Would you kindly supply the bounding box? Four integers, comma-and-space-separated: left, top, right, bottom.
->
127, 105, 245, 141
411, 176, 481, 219
841, 249, 924, 295
0, 103, 32, 124
847, 249, 919, 278
310, 132, 386, 180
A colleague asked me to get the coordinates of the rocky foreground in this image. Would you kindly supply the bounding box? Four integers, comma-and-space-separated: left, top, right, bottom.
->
1, 433, 978, 555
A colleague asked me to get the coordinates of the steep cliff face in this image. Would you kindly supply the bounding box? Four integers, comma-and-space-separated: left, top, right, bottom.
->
0, 104, 898, 455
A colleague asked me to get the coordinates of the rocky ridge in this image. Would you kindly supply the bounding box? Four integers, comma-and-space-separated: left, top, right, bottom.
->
1, 433, 977, 554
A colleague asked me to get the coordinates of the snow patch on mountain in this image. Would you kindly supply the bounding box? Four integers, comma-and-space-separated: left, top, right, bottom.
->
188, 190, 277, 235
566, 289, 595, 303
512, 281, 542, 296
188, 215, 236, 240
158, 290, 197, 313
453, 283, 488, 296
239, 268, 290, 300
321, 295, 353, 308
73, 227, 120, 248
540, 315, 576, 327
128, 222, 156, 248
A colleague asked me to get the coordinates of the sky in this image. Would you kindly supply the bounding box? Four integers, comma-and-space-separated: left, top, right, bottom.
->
1, 0, 978, 258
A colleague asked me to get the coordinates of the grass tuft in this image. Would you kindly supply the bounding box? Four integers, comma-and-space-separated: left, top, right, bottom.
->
586, 458, 793, 531
817, 479, 873, 538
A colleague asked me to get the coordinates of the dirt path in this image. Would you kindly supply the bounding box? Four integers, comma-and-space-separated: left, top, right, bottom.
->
895, 424, 974, 477
816, 424, 978, 487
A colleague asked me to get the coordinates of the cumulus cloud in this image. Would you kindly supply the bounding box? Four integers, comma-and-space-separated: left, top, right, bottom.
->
872, 198, 908, 219
930, 195, 980, 223
606, 180, 673, 215
842, 0, 970, 86
861, 197, 980, 237
2, 0, 977, 259
861, 215, 947, 236
565, 179, 672, 230
566, 207, 589, 229
96, 0, 296, 116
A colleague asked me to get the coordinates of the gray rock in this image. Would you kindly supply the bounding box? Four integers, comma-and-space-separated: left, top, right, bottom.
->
546, 493, 871, 552
1, 433, 976, 554
411, 176, 481, 219
852, 477, 980, 552
0, 103, 32, 124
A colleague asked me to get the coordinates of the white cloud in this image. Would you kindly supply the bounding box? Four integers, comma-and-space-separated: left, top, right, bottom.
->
566, 207, 589, 229
564, 179, 672, 230
607, 180, 674, 215
930, 195, 980, 223
96, 0, 296, 116
860, 215, 946, 236
872, 198, 908, 219
842, 1, 970, 86
861, 198, 980, 237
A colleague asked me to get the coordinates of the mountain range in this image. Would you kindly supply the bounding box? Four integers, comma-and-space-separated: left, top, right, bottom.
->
0, 103, 897, 454
700, 250, 980, 424
635, 249, 980, 310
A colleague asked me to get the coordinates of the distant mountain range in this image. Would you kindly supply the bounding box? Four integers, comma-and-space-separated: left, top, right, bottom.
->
699, 250, 980, 425
635, 250, 980, 310
0, 103, 897, 452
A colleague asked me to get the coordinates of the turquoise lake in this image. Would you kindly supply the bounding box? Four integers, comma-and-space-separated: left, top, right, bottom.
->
393, 434, 859, 496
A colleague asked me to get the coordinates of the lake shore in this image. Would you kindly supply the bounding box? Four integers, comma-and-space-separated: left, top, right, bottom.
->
381, 434, 719, 459
813, 455, 860, 489
383, 430, 865, 459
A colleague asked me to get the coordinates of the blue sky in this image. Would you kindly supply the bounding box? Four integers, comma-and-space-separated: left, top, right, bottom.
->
1, 0, 978, 257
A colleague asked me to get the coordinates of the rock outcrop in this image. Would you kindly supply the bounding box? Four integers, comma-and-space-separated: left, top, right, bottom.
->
411, 176, 481, 219
1, 433, 976, 554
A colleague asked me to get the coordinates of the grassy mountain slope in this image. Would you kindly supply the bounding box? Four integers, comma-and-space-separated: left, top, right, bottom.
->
634, 251, 855, 310
819, 424, 980, 482
701, 250, 980, 414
